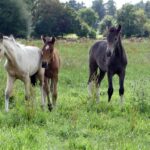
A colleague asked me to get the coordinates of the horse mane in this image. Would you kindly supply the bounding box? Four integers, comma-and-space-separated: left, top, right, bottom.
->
3, 35, 25, 48
109, 27, 117, 32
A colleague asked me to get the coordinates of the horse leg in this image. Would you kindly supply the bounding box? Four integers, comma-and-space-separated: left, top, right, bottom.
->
87, 59, 98, 97
107, 72, 113, 102
96, 69, 105, 102
119, 70, 125, 106
37, 68, 46, 109
5, 74, 15, 112
44, 77, 52, 111
24, 75, 31, 101
51, 76, 58, 107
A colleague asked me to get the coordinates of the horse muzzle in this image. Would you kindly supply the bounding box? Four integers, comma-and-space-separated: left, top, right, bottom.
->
42, 62, 49, 68
106, 51, 112, 57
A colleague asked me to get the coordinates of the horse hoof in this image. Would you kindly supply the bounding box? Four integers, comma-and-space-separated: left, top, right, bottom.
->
25, 95, 30, 101
48, 104, 53, 111
108, 99, 111, 102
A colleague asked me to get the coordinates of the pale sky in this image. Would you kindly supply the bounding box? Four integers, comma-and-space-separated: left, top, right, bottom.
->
60, 0, 148, 9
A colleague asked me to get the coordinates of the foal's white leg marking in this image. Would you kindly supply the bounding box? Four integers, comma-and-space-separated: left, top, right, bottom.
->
38, 68, 46, 109
5, 74, 15, 112
96, 86, 100, 103
5, 97, 9, 112
24, 75, 31, 100
87, 82, 93, 97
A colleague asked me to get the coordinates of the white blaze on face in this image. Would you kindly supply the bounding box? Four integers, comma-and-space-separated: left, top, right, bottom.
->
45, 45, 49, 50
106, 42, 115, 57
107, 44, 114, 53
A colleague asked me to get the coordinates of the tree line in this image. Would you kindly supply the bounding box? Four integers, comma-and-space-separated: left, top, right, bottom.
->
0, 0, 150, 38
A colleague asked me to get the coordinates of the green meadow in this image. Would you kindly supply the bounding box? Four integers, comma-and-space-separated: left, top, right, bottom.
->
0, 39, 149, 150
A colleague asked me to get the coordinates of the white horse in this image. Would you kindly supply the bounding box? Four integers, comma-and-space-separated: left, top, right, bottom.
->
0, 34, 45, 112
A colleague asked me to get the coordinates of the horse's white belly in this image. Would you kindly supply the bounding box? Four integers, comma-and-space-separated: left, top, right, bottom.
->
18, 51, 41, 76
7, 47, 42, 77
4, 61, 26, 79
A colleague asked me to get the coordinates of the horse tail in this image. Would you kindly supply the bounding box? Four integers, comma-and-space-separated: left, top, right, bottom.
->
30, 72, 38, 86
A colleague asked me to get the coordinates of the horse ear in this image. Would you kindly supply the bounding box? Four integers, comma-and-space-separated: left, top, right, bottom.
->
10, 34, 14, 38
51, 37, 55, 44
10, 34, 15, 42
117, 25, 121, 33
41, 35, 46, 43
0, 33, 3, 42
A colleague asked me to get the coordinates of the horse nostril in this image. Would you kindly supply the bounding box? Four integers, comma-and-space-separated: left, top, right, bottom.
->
42, 62, 46, 68
42, 62, 48, 68
45, 63, 48, 68
107, 51, 111, 57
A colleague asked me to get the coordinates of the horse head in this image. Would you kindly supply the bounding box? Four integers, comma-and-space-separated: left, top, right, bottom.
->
41, 35, 55, 68
106, 25, 121, 57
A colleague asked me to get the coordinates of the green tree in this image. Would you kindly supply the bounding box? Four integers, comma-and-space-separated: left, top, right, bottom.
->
23, 0, 35, 11
66, 0, 85, 11
135, 0, 145, 9
145, 1, 150, 18
117, 4, 147, 37
78, 8, 98, 28
76, 20, 89, 37
99, 15, 116, 34
106, 0, 116, 17
144, 19, 150, 36
75, 19, 96, 38
135, 9, 147, 36
92, 0, 105, 20
0, 0, 31, 38
33, 0, 79, 37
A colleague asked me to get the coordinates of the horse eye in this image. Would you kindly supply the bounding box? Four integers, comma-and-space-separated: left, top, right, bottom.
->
115, 37, 117, 41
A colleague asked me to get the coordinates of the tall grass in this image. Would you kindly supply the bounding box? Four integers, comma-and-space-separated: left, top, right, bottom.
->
0, 39, 149, 149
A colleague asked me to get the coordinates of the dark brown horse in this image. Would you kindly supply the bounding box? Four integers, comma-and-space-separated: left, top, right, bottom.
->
41, 36, 60, 111
88, 25, 127, 104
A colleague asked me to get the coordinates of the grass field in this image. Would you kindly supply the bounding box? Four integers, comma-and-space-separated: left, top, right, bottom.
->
0, 39, 150, 150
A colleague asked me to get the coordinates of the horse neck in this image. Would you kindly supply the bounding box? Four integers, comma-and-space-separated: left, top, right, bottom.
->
49, 51, 55, 64
3, 40, 18, 66
114, 36, 124, 57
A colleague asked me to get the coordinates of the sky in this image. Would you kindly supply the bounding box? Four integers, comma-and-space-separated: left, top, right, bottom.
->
60, 0, 148, 9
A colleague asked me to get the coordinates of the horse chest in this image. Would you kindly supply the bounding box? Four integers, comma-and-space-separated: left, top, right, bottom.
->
108, 57, 125, 74
45, 70, 53, 78
45, 65, 58, 78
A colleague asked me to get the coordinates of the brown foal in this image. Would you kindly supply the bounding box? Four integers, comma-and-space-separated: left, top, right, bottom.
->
41, 36, 60, 111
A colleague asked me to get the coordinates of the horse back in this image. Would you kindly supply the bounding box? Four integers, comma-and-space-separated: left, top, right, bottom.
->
89, 40, 107, 71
